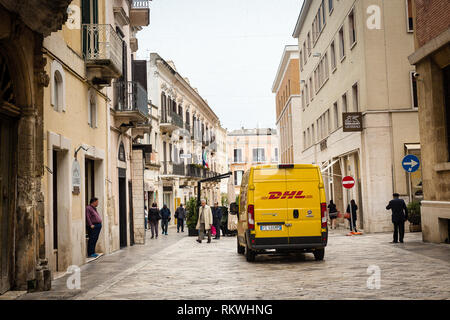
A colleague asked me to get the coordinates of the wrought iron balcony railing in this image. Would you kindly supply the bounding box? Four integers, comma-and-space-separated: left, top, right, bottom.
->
82, 24, 123, 77
114, 81, 149, 117
161, 111, 183, 129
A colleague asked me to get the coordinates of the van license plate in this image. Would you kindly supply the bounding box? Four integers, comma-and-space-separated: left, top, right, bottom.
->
260, 225, 282, 231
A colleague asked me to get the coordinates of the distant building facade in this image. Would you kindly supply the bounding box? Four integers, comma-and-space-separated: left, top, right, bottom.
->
408, 0, 450, 243
228, 128, 279, 195
272, 45, 302, 164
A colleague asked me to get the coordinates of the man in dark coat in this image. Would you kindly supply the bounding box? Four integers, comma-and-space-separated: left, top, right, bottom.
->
160, 204, 171, 235
212, 202, 222, 239
386, 193, 409, 243
175, 204, 186, 233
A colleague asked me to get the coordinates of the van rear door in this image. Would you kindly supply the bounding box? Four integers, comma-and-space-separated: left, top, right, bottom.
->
253, 167, 289, 243
285, 167, 322, 242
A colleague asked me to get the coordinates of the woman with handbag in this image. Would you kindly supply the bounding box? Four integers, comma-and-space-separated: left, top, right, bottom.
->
346, 199, 358, 232
328, 200, 338, 229
148, 203, 161, 239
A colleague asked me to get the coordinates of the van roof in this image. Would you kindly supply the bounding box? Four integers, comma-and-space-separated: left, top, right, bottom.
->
250, 164, 320, 170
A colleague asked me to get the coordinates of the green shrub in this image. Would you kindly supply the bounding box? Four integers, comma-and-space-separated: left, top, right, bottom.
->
186, 197, 198, 229
407, 201, 421, 225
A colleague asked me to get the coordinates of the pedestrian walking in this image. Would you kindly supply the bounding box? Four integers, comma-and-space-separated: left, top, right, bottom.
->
386, 193, 409, 243
86, 197, 102, 258
144, 205, 148, 230
148, 203, 161, 239
160, 204, 171, 235
346, 199, 358, 232
212, 202, 222, 239
175, 204, 186, 233
328, 200, 338, 229
196, 199, 213, 243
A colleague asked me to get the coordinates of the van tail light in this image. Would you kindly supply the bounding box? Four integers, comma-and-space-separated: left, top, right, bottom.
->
321, 203, 327, 228
248, 205, 255, 230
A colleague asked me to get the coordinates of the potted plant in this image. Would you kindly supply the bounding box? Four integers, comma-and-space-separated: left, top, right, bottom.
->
186, 197, 198, 236
407, 200, 422, 232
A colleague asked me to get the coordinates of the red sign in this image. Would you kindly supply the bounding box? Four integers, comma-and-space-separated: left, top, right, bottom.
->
342, 176, 355, 189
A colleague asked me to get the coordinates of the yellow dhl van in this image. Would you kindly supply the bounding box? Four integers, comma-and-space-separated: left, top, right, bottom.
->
230, 164, 328, 262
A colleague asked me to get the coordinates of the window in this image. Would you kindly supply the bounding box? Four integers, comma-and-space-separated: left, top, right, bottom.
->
352, 83, 359, 111
233, 149, 242, 163
342, 93, 348, 113
154, 132, 158, 151
303, 131, 306, 149
406, 0, 414, 32
330, 41, 336, 70
51, 60, 65, 112
307, 32, 311, 56
309, 77, 314, 100
339, 26, 345, 60
301, 89, 306, 110
311, 124, 315, 143
169, 143, 172, 162
410, 71, 419, 109
274, 148, 278, 162
303, 42, 308, 65
333, 102, 339, 129
234, 170, 244, 186
88, 89, 97, 128
253, 148, 265, 163
329, 0, 334, 14
349, 9, 356, 46
300, 50, 303, 70
305, 83, 310, 105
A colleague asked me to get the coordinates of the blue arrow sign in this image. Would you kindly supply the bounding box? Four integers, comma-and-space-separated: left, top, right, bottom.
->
402, 155, 420, 173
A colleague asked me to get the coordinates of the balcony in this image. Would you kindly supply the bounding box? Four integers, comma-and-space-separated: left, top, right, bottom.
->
160, 111, 184, 133
131, 0, 150, 27
82, 24, 123, 86
144, 151, 160, 170
113, 81, 149, 127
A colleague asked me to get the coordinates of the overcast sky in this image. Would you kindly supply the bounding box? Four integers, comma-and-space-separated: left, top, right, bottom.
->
136, 0, 303, 131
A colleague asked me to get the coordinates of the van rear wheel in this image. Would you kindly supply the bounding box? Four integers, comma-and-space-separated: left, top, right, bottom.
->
245, 243, 256, 262
313, 248, 325, 261
237, 238, 245, 254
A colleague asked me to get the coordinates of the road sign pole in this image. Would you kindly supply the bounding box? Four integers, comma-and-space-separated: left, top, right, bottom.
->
408, 172, 412, 203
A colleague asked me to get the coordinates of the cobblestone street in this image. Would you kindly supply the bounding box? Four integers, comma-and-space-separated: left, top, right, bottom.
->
19, 227, 450, 300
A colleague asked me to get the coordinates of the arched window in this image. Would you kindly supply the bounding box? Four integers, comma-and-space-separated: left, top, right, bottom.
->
51, 60, 65, 112
161, 92, 166, 122
118, 141, 126, 162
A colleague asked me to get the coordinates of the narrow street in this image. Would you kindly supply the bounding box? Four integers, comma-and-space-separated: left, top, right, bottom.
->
19, 227, 450, 300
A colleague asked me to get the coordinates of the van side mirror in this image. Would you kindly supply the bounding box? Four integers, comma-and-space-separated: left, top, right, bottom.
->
229, 202, 238, 215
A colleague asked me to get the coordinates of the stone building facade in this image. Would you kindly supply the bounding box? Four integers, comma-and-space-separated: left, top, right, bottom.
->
228, 128, 279, 195
292, 0, 420, 233
272, 45, 302, 164
408, 0, 450, 243
0, 0, 71, 293
147, 53, 226, 216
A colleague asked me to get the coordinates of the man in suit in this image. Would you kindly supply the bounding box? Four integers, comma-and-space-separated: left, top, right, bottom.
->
386, 193, 409, 243
196, 199, 213, 243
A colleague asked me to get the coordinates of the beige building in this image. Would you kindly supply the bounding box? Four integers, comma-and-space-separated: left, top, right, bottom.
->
272, 45, 302, 164
292, 0, 420, 232
408, 0, 450, 243
147, 53, 226, 216
41, 0, 150, 280
228, 128, 279, 195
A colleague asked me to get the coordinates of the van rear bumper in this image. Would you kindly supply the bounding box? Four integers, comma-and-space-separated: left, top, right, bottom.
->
246, 232, 327, 250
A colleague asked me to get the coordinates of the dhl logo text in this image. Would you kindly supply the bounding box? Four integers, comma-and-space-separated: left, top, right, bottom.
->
261, 191, 312, 200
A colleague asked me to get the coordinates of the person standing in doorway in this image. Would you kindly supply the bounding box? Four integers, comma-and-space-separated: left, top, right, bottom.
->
148, 203, 160, 239
144, 205, 148, 230
328, 200, 338, 229
386, 193, 409, 243
86, 197, 102, 258
346, 199, 358, 232
175, 204, 186, 233
212, 202, 222, 239
160, 204, 171, 235
196, 199, 213, 243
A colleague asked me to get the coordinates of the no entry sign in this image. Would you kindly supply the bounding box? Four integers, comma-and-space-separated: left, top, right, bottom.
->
342, 176, 355, 189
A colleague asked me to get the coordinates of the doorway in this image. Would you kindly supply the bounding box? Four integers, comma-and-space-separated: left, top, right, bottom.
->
118, 168, 127, 248
52, 150, 59, 269
0, 115, 16, 294
128, 181, 134, 246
